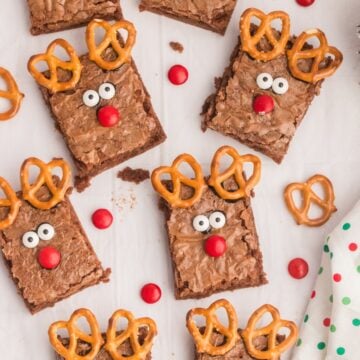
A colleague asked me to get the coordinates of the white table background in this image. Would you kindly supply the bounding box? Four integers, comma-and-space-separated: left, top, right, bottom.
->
0, 0, 360, 359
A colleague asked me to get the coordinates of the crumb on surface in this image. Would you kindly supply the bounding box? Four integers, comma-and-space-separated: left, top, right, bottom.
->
169, 41, 184, 53
117, 167, 150, 184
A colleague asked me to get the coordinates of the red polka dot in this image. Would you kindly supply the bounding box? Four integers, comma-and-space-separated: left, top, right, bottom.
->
323, 318, 331, 327
333, 273, 342, 282
349, 243, 358, 252
311, 290, 316, 299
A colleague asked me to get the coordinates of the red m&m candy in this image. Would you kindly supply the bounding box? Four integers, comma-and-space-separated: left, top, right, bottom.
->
204, 235, 227, 257
141, 283, 162, 304
288, 258, 309, 279
253, 95, 275, 115
97, 106, 120, 127
168, 65, 189, 85
92, 209, 113, 229
296, 0, 315, 6
38, 246, 61, 270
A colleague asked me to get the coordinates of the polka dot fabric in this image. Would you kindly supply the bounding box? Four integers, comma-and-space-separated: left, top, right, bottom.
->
292, 205, 360, 359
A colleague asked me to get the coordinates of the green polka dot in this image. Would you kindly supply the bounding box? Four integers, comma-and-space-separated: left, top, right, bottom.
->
337, 347, 345, 355
324, 244, 330, 253
317, 342, 326, 350
330, 324, 336, 332
297, 338, 302, 347
352, 319, 360, 326
357, 265, 360, 273
304, 314, 309, 323
329, 294, 333, 303
343, 223, 351, 230
342, 297, 351, 305
318, 267, 324, 275
330, 252, 334, 259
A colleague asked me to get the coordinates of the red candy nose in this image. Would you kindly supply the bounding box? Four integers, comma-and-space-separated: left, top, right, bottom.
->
253, 94, 275, 115
204, 235, 227, 257
38, 246, 61, 270
97, 105, 120, 127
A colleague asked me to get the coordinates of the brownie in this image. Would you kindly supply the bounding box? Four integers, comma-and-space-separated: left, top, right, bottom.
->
202, 31, 325, 163
55, 329, 151, 359
160, 181, 267, 299
40, 48, 166, 192
0, 184, 110, 314
117, 167, 150, 184
139, 0, 237, 35
27, 0, 123, 35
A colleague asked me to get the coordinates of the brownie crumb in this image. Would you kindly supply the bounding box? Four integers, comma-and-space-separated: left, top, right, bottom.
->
169, 41, 184, 53
117, 167, 150, 184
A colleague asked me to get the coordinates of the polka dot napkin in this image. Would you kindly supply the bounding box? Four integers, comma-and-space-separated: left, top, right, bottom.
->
292, 202, 360, 359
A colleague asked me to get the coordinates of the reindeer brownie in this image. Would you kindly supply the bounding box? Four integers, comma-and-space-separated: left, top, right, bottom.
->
0, 158, 110, 314
26, 0, 122, 35
202, 8, 343, 163
186, 299, 298, 359
151, 146, 267, 300
28, 19, 166, 192
49, 308, 157, 359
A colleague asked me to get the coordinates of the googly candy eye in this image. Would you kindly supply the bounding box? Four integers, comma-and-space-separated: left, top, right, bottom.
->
37, 223, 55, 241
209, 211, 226, 229
83, 89, 100, 107
256, 73, 273, 90
272, 77, 289, 95
98, 82, 116, 100
22, 231, 40, 248
192, 214, 210, 232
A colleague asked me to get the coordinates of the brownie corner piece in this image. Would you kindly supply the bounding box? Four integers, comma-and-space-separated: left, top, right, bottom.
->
27, 0, 123, 35
161, 184, 267, 300
139, 0, 237, 35
0, 186, 110, 314
202, 37, 321, 163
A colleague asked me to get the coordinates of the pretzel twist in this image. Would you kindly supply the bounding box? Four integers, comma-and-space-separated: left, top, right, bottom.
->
0, 177, 21, 230
28, 39, 82, 93
48, 308, 103, 360
86, 19, 136, 71
186, 299, 239, 356
240, 8, 290, 61
242, 305, 298, 360
104, 309, 157, 360
284, 174, 336, 227
151, 153, 206, 208
287, 29, 343, 83
20, 157, 71, 210
0, 67, 24, 121
208, 146, 261, 201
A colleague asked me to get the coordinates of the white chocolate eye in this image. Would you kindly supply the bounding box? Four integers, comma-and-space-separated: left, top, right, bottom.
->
193, 215, 210, 232
209, 211, 226, 229
256, 73, 273, 90
98, 82, 116, 100
22, 231, 40, 249
37, 223, 55, 241
272, 77, 289, 95
83, 90, 100, 107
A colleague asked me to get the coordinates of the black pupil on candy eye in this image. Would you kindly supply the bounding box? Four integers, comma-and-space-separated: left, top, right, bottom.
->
43, 229, 49, 234
216, 217, 221, 222
28, 237, 33, 242
263, 77, 268, 82
279, 83, 284, 88
199, 221, 204, 226
105, 87, 110, 92
89, 94, 94, 100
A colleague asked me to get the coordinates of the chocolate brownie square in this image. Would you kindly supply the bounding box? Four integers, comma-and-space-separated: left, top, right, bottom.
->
40, 48, 166, 192
0, 184, 110, 314
139, 0, 237, 35
202, 34, 324, 164
27, 0, 123, 35
160, 182, 267, 299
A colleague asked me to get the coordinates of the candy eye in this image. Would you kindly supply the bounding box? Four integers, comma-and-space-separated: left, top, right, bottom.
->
98, 82, 116, 100
83, 90, 100, 107
256, 73, 273, 90
272, 77, 289, 95
22, 231, 40, 249
37, 223, 55, 241
209, 211, 226, 229
192, 215, 210, 232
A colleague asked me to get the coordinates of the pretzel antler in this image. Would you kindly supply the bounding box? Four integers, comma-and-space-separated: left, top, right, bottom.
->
151, 153, 206, 208
186, 299, 239, 356
208, 146, 261, 201
240, 8, 290, 62
284, 174, 336, 226
28, 39, 82, 93
242, 305, 298, 360
48, 308, 103, 360
104, 309, 157, 360
86, 19, 136, 71
0, 67, 24, 121
0, 177, 21, 230
287, 29, 343, 83
20, 157, 71, 210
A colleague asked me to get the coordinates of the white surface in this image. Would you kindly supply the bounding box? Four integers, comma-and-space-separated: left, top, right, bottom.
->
0, 0, 359, 359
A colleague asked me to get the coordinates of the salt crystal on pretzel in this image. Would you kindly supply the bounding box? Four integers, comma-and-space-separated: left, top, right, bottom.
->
0, 177, 21, 230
